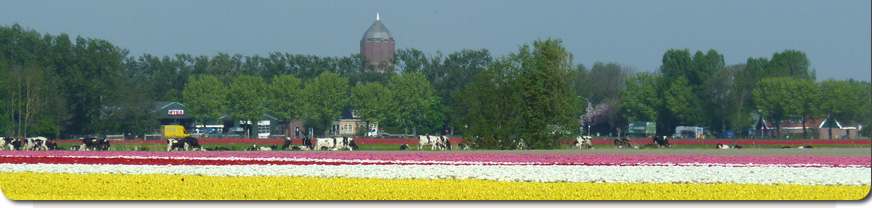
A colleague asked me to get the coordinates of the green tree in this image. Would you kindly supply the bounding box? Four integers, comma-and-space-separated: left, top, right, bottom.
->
664, 76, 704, 126
228, 75, 267, 138
785, 79, 820, 139
302, 71, 349, 135
619, 72, 660, 122
515, 39, 578, 149
387, 71, 439, 135
183, 75, 228, 129
266, 74, 306, 135
350, 82, 393, 133
753, 77, 794, 138
818, 79, 864, 138
458, 57, 523, 149
769, 50, 815, 80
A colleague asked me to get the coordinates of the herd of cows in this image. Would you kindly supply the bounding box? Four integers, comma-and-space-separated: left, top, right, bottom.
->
1, 135, 817, 152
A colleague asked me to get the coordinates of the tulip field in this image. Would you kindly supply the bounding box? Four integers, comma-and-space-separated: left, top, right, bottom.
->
1, 145, 870, 200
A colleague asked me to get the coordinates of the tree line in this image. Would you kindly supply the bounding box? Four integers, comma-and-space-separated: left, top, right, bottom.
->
2, 24, 869, 147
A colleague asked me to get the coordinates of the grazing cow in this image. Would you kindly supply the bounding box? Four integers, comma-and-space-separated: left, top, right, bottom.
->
23, 137, 49, 151
2, 137, 21, 151
652, 136, 670, 148
802, 145, 813, 149
613, 138, 631, 149
781, 146, 791, 149
716, 143, 730, 149
418, 135, 445, 150
442, 136, 452, 150
0, 137, 9, 150
281, 137, 294, 150
81, 137, 110, 151
300, 137, 314, 150
573, 136, 594, 149
214, 146, 231, 151
331, 137, 359, 151
512, 139, 527, 150
400, 144, 410, 150
732, 145, 743, 149
245, 145, 259, 151
166, 139, 185, 151
45, 140, 58, 150
458, 143, 470, 150
182, 137, 204, 151
258, 145, 277, 151
314, 138, 335, 151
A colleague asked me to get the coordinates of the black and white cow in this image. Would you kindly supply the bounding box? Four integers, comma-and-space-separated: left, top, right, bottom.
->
512, 139, 527, 150
314, 138, 335, 150
258, 145, 278, 151
0, 137, 9, 150
418, 135, 445, 150
457, 143, 470, 150
290, 137, 313, 151
400, 144, 410, 150
45, 140, 58, 150
166, 139, 185, 151
732, 145, 743, 149
1, 137, 21, 151
300, 137, 314, 150
442, 136, 452, 150
652, 136, 670, 148
613, 138, 631, 149
716, 143, 730, 149
81, 137, 110, 151
214, 146, 231, 151
22, 137, 49, 151
182, 137, 204, 151
798, 145, 813, 149
573, 136, 594, 149
281, 137, 294, 150
333, 137, 359, 151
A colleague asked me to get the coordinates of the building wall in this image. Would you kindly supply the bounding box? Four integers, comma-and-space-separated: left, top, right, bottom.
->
819, 128, 858, 139
276, 120, 305, 138
360, 40, 395, 72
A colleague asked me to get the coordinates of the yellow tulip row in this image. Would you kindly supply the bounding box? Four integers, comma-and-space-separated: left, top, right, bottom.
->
1, 172, 868, 200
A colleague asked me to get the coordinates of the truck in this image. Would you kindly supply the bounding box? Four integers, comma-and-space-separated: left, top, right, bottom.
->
673, 126, 705, 139
160, 125, 191, 139
627, 121, 656, 137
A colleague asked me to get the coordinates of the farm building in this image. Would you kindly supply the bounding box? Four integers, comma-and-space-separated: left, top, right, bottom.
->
753, 115, 860, 139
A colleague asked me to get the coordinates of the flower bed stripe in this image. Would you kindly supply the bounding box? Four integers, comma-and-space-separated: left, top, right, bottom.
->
52, 138, 871, 145
2, 155, 868, 168
1, 172, 868, 200
4, 151, 869, 168
578, 139, 871, 145
2, 163, 869, 186
53, 138, 469, 144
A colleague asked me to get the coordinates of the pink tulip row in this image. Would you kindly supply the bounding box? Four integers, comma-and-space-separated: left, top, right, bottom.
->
55, 138, 468, 144
2, 151, 868, 168
574, 139, 870, 145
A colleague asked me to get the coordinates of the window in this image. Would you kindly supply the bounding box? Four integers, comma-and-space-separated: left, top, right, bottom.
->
259, 125, 269, 134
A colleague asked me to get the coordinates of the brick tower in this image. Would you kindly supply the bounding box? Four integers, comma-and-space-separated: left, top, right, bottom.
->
360, 13, 395, 72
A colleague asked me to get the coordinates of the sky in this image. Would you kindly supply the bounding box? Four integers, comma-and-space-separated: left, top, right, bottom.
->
2, 0, 870, 81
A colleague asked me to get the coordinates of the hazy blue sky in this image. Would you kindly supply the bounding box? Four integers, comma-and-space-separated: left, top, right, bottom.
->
2, 0, 870, 81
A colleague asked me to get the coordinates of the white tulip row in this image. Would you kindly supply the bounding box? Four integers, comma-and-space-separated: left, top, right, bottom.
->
2, 163, 868, 186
